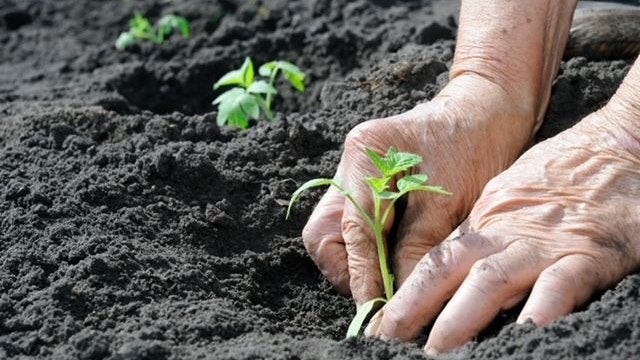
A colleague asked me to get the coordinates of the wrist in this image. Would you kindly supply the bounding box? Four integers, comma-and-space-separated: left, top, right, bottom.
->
597, 75, 640, 159
452, 0, 578, 131
436, 73, 536, 145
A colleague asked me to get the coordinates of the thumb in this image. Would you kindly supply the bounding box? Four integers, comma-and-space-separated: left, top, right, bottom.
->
302, 186, 350, 295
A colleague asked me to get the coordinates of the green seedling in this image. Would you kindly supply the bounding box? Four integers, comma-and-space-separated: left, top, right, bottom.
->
287, 147, 451, 338
116, 12, 190, 51
213, 57, 306, 129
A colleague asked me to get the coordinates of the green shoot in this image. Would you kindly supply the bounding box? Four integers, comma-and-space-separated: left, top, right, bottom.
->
259, 61, 306, 109
212, 58, 306, 129
116, 12, 190, 51
287, 147, 451, 338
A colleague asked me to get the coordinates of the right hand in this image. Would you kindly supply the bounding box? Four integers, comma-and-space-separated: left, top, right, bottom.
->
302, 74, 537, 305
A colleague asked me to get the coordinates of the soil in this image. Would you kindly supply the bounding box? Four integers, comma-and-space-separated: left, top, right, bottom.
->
1, 0, 639, 359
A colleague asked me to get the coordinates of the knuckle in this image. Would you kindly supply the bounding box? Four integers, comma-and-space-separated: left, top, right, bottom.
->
468, 257, 512, 290
341, 217, 372, 245
301, 224, 321, 255
344, 121, 386, 154
380, 305, 413, 335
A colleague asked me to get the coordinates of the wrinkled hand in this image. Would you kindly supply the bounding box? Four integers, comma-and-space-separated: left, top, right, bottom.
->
366, 107, 640, 353
302, 74, 535, 305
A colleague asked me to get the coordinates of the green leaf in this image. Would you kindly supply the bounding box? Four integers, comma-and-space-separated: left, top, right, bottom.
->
258, 61, 277, 77
214, 89, 256, 129
346, 298, 386, 338
277, 61, 306, 91
365, 147, 423, 178
385, 147, 422, 176
397, 174, 428, 192
366, 148, 391, 176
259, 61, 306, 91
227, 107, 249, 129
240, 57, 254, 88
212, 87, 245, 105
247, 80, 277, 95
214, 58, 254, 90
216, 97, 234, 126
213, 69, 245, 90
157, 15, 190, 41
376, 190, 401, 200
283, 70, 306, 92
115, 32, 136, 51
130, 12, 155, 41
364, 177, 389, 194
237, 94, 261, 120
175, 16, 191, 37
275, 61, 304, 76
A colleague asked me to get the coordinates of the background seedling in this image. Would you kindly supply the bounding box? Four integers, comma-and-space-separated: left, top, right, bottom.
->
287, 147, 451, 338
213, 57, 306, 129
116, 12, 190, 51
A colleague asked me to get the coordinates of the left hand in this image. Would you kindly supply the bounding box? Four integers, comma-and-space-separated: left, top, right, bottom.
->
365, 107, 640, 354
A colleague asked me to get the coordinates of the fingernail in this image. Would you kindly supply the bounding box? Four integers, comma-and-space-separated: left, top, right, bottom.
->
363, 309, 384, 337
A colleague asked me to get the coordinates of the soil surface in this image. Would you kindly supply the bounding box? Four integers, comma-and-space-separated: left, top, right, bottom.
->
1, 0, 639, 359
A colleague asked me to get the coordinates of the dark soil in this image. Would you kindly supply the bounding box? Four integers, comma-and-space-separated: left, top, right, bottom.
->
1, 0, 638, 359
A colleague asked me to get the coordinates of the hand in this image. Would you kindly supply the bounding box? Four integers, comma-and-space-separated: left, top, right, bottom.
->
302, 74, 536, 305
366, 106, 640, 354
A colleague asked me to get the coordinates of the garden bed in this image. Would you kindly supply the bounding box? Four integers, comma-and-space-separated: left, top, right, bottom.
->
1, 0, 639, 358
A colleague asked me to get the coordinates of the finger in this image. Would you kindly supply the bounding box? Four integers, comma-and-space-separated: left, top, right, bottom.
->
302, 186, 350, 295
339, 129, 398, 305
516, 254, 602, 326
425, 241, 547, 354
372, 231, 503, 341
393, 207, 459, 288
342, 167, 394, 305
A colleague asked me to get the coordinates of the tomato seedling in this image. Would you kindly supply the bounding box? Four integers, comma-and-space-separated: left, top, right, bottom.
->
213, 57, 306, 129
287, 147, 451, 338
116, 12, 190, 51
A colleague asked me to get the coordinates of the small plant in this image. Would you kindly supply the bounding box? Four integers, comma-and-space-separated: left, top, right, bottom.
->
116, 12, 190, 51
287, 147, 451, 338
213, 57, 306, 129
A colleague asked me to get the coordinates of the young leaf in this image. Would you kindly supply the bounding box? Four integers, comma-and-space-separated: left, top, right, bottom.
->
283, 70, 306, 92
277, 61, 306, 92
213, 69, 245, 90
247, 80, 277, 95
237, 93, 261, 120
385, 148, 422, 176
364, 177, 389, 194
130, 12, 155, 41
365, 148, 391, 177
214, 58, 255, 90
258, 61, 277, 77
227, 107, 249, 129
115, 32, 136, 51
259, 61, 306, 92
396, 174, 428, 192
240, 57, 255, 88
397, 174, 452, 196
157, 15, 190, 41
365, 147, 423, 178
345, 298, 386, 338
212, 87, 245, 105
